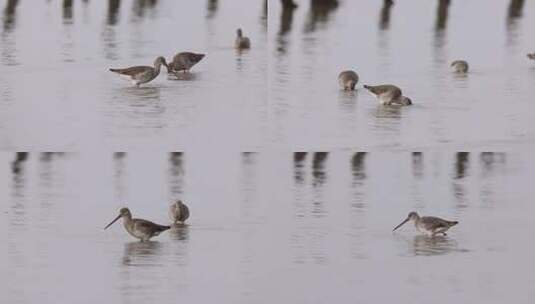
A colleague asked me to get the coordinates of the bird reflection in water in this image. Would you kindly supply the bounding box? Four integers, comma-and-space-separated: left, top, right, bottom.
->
454, 152, 469, 179
122, 241, 163, 267
3, 0, 19, 32
312, 152, 328, 217
410, 235, 460, 256
169, 224, 190, 241
293, 152, 307, 184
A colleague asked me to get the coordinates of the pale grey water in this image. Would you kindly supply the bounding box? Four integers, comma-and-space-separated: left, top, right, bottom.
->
2, 152, 535, 303
2, 0, 535, 303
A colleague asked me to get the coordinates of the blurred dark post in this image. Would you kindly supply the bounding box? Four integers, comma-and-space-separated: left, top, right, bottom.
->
11, 152, 28, 174
351, 152, 367, 180
3, 0, 19, 31
206, 0, 218, 19
435, 0, 450, 31
293, 152, 307, 183
379, 0, 394, 30
454, 152, 469, 179
107, 0, 121, 25
508, 0, 524, 19
411, 152, 423, 178
306, 0, 339, 32
281, 0, 298, 9
63, 0, 73, 22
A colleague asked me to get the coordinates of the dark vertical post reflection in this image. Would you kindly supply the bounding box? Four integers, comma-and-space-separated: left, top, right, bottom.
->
411, 152, 423, 179
292, 152, 307, 219
480, 152, 506, 178
452, 152, 469, 209
454, 152, 469, 179
63, 0, 73, 23
113, 152, 126, 200
10, 153, 28, 227
379, 0, 394, 30
311, 152, 328, 217
277, 0, 297, 54
107, 0, 121, 25
435, 0, 450, 31
206, 0, 218, 19
350, 152, 366, 209
3, 0, 19, 32
506, 0, 524, 48
240, 152, 257, 225
305, 0, 339, 32
168, 152, 185, 198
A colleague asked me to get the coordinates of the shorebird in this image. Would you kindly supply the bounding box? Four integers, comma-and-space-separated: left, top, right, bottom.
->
363, 84, 412, 106
109, 56, 168, 87
169, 200, 190, 224
104, 207, 170, 242
527, 53, 535, 60
451, 60, 469, 73
338, 70, 359, 91
167, 52, 205, 74
235, 28, 251, 50
393, 211, 458, 237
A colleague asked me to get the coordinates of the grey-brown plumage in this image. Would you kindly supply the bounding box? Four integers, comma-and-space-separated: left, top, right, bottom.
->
109, 56, 168, 87
104, 207, 170, 242
167, 52, 205, 74
527, 53, 535, 60
393, 211, 458, 237
363, 84, 412, 106
169, 200, 190, 224
338, 70, 359, 90
235, 28, 251, 49
451, 60, 469, 73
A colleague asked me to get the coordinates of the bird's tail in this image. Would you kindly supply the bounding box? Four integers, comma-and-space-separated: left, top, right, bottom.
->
450, 221, 459, 226
363, 85, 370, 89
109, 68, 119, 73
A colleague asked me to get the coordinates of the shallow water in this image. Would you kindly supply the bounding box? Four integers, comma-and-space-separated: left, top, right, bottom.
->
2, 152, 535, 303
0, 0, 267, 150
269, 0, 535, 150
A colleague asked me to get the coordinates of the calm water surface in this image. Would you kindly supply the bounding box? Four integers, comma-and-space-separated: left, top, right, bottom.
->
0, 0, 267, 150
2, 151, 535, 303
269, 0, 535, 149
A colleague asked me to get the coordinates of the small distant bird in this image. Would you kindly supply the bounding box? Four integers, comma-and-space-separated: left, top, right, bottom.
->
169, 200, 190, 224
527, 53, 535, 60
338, 70, 359, 90
104, 207, 170, 242
167, 52, 205, 74
235, 28, 251, 50
363, 84, 412, 106
109, 56, 168, 87
451, 60, 469, 73
393, 211, 458, 237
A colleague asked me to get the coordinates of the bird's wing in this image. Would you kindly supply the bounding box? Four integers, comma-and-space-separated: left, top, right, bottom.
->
110, 66, 151, 76
134, 219, 170, 233
420, 216, 451, 230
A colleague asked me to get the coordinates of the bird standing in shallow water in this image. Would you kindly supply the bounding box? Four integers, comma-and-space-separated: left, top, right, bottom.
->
169, 200, 190, 224
109, 56, 168, 87
104, 207, 170, 242
235, 28, 251, 50
451, 60, 469, 73
167, 52, 205, 74
364, 84, 412, 106
393, 211, 458, 237
338, 70, 359, 91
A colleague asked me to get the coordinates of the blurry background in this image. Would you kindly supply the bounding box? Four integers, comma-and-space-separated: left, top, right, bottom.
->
2, 151, 535, 303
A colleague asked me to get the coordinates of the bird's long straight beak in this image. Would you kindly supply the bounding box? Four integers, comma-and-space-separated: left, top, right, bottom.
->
104, 214, 122, 230
393, 217, 409, 231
